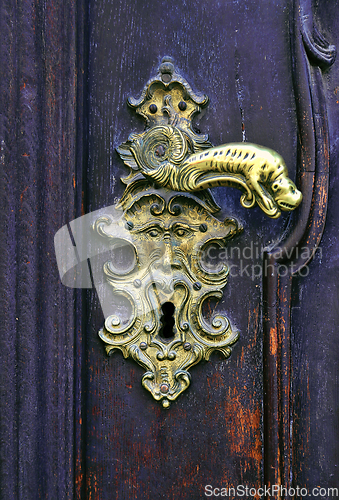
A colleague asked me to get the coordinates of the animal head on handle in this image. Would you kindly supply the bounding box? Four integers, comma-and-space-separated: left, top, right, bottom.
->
116, 58, 302, 219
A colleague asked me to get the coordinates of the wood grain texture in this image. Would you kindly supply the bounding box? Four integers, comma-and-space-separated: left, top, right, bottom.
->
263, 1, 338, 496
1, 0, 338, 498
290, 0, 339, 493
83, 0, 296, 498
0, 0, 85, 498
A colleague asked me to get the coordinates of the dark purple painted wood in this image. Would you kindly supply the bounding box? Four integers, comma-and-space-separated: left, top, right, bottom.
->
1, 0, 339, 498
83, 1, 295, 498
0, 0, 87, 498
290, 0, 339, 492
263, 0, 336, 494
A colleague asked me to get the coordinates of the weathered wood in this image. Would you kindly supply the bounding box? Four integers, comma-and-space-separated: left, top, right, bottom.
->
1, 0, 339, 498
289, 1, 339, 493
0, 0, 84, 498
83, 0, 294, 498
263, 1, 336, 495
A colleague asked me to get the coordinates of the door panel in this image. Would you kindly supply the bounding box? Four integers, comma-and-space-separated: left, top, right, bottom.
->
84, 1, 293, 497
289, 3, 339, 491
1, 0, 339, 499
0, 0, 81, 498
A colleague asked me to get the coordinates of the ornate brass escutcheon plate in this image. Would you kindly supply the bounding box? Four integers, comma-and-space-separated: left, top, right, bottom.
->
95, 57, 302, 408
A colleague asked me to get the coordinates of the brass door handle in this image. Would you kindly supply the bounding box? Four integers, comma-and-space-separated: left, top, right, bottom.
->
56, 57, 302, 408
94, 58, 302, 408
117, 57, 301, 218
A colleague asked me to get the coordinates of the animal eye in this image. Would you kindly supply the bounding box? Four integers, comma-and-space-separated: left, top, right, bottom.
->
272, 184, 279, 191
178, 101, 187, 111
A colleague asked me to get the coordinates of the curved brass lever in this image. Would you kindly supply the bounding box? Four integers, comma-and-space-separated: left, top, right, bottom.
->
121, 125, 301, 218
117, 57, 302, 219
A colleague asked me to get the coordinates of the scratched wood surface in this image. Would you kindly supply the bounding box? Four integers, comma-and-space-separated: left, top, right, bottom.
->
290, 2, 339, 492
0, 0, 86, 498
1, 0, 339, 499
83, 1, 293, 498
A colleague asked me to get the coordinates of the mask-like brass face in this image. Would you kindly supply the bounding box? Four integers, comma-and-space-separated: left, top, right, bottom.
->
94, 191, 242, 408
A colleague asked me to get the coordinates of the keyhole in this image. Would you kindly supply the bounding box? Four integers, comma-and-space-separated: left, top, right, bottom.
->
159, 302, 175, 340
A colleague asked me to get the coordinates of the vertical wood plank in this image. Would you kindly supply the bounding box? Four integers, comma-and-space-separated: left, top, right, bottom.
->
83, 0, 296, 498
0, 0, 85, 497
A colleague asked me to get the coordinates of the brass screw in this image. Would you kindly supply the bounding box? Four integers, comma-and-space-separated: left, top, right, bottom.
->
160, 384, 169, 393
111, 316, 120, 326
172, 204, 181, 215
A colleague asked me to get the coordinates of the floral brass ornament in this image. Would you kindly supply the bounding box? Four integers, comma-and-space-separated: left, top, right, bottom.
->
95, 57, 302, 408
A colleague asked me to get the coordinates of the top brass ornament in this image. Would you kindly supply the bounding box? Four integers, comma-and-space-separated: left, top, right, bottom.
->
95, 57, 302, 408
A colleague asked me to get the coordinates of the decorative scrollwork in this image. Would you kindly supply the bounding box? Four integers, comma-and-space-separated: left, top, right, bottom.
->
94, 57, 303, 407
130, 125, 188, 175
117, 58, 302, 219
94, 190, 242, 407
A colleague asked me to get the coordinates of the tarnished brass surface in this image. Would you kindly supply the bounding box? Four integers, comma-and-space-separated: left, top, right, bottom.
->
96, 57, 302, 406
95, 189, 242, 408
117, 57, 302, 219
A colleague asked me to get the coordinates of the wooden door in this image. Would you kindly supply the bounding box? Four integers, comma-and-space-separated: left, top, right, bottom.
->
1, 0, 339, 498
